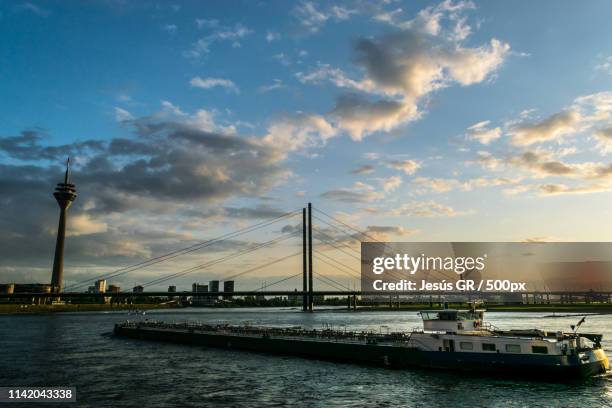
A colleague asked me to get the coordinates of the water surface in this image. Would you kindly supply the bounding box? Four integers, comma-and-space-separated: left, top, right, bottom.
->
1, 308, 611, 407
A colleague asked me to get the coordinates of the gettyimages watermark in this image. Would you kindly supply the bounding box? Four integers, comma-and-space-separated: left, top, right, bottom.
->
361, 242, 612, 297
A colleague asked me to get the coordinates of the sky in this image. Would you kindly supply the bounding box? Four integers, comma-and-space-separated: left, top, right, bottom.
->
1, 0, 612, 292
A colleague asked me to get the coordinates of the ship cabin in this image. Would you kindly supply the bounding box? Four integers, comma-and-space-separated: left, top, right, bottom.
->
419, 309, 484, 333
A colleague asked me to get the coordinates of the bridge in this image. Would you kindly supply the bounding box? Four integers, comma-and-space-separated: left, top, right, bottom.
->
3, 202, 612, 309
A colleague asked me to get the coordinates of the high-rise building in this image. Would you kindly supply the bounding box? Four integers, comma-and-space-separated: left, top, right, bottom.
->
192, 283, 210, 306
209, 280, 220, 301
51, 158, 77, 293
0, 284, 15, 295
107, 284, 120, 293
222, 280, 234, 300
133, 285, 144, 293
168, 285, 176, 293
94, 279, 107, 293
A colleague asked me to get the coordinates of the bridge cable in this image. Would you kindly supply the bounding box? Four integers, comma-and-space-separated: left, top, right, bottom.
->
140, 232, 300, 288
65, 209, 300, 290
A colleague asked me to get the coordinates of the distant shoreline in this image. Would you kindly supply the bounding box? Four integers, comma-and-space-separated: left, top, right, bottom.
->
0, 303, 178, 315
1, 302, 612, 315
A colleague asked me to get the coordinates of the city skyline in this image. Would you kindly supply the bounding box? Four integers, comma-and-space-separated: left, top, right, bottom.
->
1, 0, 612, 291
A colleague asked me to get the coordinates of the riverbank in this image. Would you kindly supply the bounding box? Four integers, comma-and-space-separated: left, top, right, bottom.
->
2, 302, 612, 315
0, 303, 179, 315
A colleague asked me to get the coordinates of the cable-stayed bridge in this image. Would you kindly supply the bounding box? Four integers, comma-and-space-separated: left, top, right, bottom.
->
3, 202, 610, 309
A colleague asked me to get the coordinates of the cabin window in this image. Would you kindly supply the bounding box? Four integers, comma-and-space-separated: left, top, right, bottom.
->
482, 343, 496, 351
420, 312, 440, 320
532, 346, 548, 354
459, 342, 473, 350
505, 344, 521, 353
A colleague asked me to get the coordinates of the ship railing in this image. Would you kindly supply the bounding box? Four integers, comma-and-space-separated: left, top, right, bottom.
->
119, 320, 414, 343
480, 321, 502, 333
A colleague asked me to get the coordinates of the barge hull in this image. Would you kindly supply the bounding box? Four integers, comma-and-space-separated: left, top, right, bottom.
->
114, 325, 608, 379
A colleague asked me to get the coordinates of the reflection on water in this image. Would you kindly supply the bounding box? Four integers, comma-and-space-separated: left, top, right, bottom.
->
1, 308, 611, 407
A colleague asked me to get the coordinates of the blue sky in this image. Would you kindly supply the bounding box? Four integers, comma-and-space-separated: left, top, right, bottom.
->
1, 0, 612, 290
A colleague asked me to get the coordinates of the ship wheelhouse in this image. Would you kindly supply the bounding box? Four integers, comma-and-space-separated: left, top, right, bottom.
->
419, 309, 484, 333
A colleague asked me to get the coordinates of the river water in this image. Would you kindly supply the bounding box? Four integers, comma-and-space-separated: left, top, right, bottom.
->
1, 308, 611, 407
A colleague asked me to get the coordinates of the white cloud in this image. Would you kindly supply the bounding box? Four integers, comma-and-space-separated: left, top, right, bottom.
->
257, 79, 285, 93
466, 120, 502, 144
387, 159, 420, 175
297, 2, 509, 139
68, 215, 108, 237
595, 126, 612, 154
292, 1, 359, 34
185, 22, 252, 58
273, 53, 291, 66
266, 31, 280, 42
509, 110, 581, 146
161, 100, 186, 116
381, 175, 402, 192
413, 177, 458, 193
261, 113, 337, 157
389, 200, 465, 217
114, 107, 134, 123
595, 55, 612, 76
190, 77, 240, 93
162, 24, 177, 34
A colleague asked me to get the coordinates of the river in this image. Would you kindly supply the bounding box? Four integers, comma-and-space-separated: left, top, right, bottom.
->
1, 308, 611, 407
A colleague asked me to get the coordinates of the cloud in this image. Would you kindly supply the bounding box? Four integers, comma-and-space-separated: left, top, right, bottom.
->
260, 113, 337, 157
68, 215, 108, 237
537, 183, 612, 196
185, 22, 252, 58
190, 77, 239, 93
473, 150, 504, 170
320, 182, 385, 203
292, 1, 356, 33
162, 24, 177, 34
466, 120, 502, 144
265, 31, 280, 42
387, 159, 420, 175
296, 1, 509, 139
389, 200, 465, 217
363, 225, 418, 240
509, 110, 581, 146
273, 53, 291, 66
351, 164, 375, 175
594, 55, 612, 76
257, 79, 285, 93
595, 126, 612, 154
114, 107, 134, 122
413, 177, 458, 193
0, 130, 105, 161
381, 175, 402, 192
331, 94, 418, 140
0, 105, 296, 278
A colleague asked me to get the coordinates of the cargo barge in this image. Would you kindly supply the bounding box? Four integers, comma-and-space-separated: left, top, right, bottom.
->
113, 309, 610, 379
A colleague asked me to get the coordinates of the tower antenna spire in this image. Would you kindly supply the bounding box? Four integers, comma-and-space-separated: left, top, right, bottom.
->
64, 157, 71, 184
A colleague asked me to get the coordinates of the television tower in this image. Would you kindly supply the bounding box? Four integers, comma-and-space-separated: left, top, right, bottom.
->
51, 158, 77, 293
